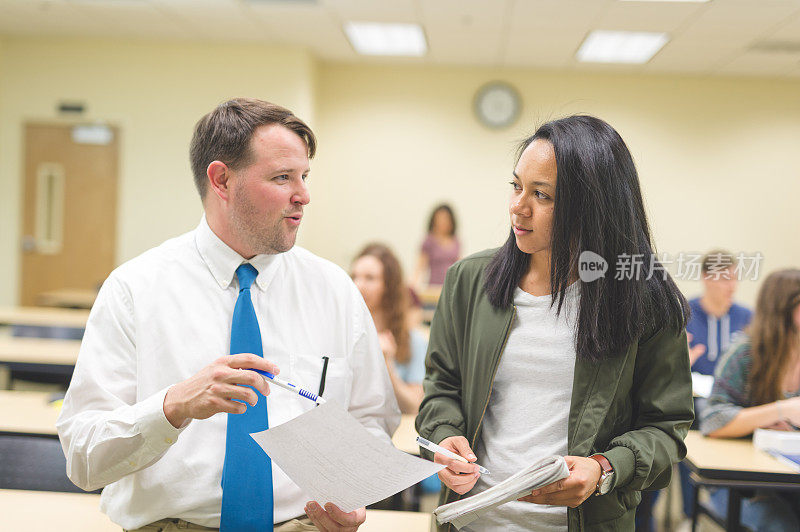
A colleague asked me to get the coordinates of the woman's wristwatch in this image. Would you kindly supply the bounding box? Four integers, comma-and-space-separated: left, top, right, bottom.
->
589, 454, 615, 496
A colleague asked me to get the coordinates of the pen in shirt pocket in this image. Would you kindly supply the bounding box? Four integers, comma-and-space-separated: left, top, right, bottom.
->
317, 355, 330, 402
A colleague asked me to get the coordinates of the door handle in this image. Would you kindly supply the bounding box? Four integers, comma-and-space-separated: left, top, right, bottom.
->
21, 235, 37, 253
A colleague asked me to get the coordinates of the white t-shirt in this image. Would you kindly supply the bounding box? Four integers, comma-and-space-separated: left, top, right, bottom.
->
466, 283, 579, 532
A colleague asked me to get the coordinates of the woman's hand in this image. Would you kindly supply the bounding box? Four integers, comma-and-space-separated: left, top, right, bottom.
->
518, 456, 602, 508
777, 397, 800, 426
763, 420, 795, 431
434, 436, 481, 495
377, 331, 397, 364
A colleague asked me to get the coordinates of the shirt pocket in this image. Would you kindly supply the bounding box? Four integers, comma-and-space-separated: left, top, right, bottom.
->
290, 353, 352, 409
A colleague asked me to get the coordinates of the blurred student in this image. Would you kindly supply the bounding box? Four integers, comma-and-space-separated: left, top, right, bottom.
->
670, 250, 755, 526
699, 268, 800, 530
411, 204, 461, 293
687, 250, 753, 375
352, 243, 427, 414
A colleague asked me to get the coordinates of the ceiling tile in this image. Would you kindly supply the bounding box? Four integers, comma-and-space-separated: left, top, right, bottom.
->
593, 0, 705, 33
69, 1, 195, 40
246, 5, 353, 58
426, 26, 504, 65
677, 0, 800, 41
508, 0, 614, 31
645, 36, 743, 74
152, 0, 267, 42
764, 9, 800, 42
0, 0, 97, 37
321, 0, 418, 23
717, 49, 800, 77
503, 25, 588, 68
420, 0, 509, 31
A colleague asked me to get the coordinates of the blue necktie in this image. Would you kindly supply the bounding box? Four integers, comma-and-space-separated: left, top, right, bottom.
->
221, 263, 273, 531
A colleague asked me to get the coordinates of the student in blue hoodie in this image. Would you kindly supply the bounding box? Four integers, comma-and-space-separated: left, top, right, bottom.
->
681, 251, 752, 525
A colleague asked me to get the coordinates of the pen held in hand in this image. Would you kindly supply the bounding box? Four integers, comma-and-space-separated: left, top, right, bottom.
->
416, 436, 490, 475
249, 369, 326, 405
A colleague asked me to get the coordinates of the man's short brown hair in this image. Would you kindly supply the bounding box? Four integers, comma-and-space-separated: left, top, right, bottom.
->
189, 98, 316, 199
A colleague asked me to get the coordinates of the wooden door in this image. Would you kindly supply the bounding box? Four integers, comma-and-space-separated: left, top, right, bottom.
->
19, 123, 119, 306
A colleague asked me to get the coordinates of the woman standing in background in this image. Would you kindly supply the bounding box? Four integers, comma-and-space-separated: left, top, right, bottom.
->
412, 204, 461, 293
701, 269, 800, 530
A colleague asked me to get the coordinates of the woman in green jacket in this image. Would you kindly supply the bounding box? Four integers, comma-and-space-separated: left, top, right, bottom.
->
416, 115, 694, 531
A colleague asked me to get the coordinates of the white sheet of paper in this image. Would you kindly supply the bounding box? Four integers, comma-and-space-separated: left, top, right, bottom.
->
250, 400, 444, 513
691, 372, 714, 398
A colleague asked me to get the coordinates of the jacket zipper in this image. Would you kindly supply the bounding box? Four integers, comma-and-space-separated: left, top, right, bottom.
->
470, 305, 516, 452
446, 305, 516, 532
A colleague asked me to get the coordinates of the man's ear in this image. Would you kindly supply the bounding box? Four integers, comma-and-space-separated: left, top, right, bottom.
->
207, 161, 231, 202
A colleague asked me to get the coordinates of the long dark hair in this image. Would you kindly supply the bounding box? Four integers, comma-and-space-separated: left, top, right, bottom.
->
485, 115, 689, 361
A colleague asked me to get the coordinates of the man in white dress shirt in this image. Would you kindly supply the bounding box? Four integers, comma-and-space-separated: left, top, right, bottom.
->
57, 98, 400, 531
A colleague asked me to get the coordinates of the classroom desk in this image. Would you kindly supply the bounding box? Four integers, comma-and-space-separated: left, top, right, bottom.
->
5, 393, 423, 450
363, 509, 432, 531
418, 287, 441, 307
37, 288, 97, 310
392, 414, 419, 455
0, 336, 81, 366
0, 306, 90, 329
0, 490, 116, 531
0, 396, 432, 528
683, 430, 800, 531
0, 390, 59, 436
0, 489, 431, 532
0, 336, 80, 387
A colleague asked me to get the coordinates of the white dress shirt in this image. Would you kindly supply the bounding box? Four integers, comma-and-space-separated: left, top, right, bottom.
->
57, 217, 400, 529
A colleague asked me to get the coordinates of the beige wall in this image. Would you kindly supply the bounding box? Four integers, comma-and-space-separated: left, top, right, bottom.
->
1, 37, 798, 308
310, 63, 800, 307
0, 37, 315, 305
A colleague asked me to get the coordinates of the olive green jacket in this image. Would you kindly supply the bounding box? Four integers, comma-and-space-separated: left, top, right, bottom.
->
416, 249, 694, 531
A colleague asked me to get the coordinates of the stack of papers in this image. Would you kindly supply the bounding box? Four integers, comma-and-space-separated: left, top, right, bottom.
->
754, 428, 800, 472
691, 372, 714, 398
754, 428, 800, 454
433, 455, 569, 530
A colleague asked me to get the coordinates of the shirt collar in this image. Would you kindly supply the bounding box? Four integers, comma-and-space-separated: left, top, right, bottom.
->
194, 216, 281, 291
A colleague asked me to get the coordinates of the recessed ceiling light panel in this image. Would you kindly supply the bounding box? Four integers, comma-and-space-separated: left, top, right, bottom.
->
576, 30, 669, 64
344, 22, 427, 57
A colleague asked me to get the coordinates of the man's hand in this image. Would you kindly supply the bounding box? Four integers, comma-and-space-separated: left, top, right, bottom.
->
518, 456, 602, 508
434, 436, 481, 495
162, 353, 279, 428
305, 501, 365, 532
